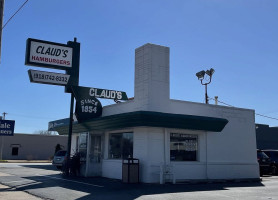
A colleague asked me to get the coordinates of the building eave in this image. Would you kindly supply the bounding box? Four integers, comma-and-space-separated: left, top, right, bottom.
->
54, 111, 228, 135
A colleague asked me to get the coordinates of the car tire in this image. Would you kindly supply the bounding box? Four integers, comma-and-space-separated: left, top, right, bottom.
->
259, 168, 263, 176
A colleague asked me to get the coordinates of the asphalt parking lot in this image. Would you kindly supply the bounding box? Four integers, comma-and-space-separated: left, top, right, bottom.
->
0, 162, 278, 200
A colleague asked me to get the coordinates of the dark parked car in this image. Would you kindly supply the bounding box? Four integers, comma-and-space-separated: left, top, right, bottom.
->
257, 149, 272, 176
52, 150, 67, 169
262, 150, 278, 175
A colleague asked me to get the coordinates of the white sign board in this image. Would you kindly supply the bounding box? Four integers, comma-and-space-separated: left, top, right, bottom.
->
25, 38, 73, 70
28, 69, 70, 86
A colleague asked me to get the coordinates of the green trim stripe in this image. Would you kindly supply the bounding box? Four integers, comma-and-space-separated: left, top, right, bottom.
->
55, 111, 228, 134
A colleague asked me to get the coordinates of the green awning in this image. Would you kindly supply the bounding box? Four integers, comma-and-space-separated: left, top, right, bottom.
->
55, 111, 228, 135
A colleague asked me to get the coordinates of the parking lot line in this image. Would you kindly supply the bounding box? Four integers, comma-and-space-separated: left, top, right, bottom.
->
2, 180, 31, 183
35, 174, 104, 188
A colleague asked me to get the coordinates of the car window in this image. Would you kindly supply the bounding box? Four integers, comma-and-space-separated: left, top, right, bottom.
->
267, 151, 278, 160
273, 152, 278, 158
264, 151, 278, 158
257, 151, 269, 159
264, 151, 271, 157
55, 151, 67, 156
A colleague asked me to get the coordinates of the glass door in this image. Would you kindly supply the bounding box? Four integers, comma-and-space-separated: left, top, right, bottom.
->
88, 135, 102, 176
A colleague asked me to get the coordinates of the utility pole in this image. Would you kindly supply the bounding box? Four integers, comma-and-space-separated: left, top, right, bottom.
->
0, 0, 5, 62
3, 112, 7, 119
0, 112, 7, 160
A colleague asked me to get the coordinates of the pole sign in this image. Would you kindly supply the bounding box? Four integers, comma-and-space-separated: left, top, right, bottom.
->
0, 120, 15, 136
28, 69, 70, 86
72, 86, 103, 123
25, 38, 73, 70
72, 86, 128, 101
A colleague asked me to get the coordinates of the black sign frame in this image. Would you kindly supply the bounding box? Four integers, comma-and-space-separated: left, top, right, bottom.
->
25, 38, 73, 70
28, 69, 71, 86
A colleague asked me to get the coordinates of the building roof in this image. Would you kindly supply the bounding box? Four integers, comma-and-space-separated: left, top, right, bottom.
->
54, 111, 228, 135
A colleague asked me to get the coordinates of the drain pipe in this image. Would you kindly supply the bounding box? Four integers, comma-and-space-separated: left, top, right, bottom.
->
160, 128, 168, 184
164, 128, 167, 164
206, 132, 209, 180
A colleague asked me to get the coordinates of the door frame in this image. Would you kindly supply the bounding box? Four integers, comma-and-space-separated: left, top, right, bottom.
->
85, 132, 103, 177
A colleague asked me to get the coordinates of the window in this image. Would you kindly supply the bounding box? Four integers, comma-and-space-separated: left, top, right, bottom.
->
55, 150, 67, 156
12, 147, 19, 156
170, 133, 198, 161
76, 136, 79, 151
109, 132, 133, 159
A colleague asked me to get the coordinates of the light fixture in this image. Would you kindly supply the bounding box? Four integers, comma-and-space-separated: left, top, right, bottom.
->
205, 68, 215, 76
196, 68, 215, 104
196, 70, 206, 80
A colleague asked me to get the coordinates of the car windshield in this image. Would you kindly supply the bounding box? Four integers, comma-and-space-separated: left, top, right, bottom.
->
265, 151, 278, 159
55, 151, 67, 156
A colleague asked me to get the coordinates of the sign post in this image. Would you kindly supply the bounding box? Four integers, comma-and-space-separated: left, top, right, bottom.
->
25, 37, 80, 176
64, 38, 80, 176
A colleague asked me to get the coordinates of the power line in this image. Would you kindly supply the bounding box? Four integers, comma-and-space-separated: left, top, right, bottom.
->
254, 113, 278, 121
7, 112, 54, 120
2, 0, 29, 30
209, 97, 278, 122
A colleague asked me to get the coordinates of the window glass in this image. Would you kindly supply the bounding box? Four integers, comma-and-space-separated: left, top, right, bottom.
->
55, 150, 67, 156
12, 147, 19, 156
170, 133, 198, 161
109, 132, 133, 159
79, 132, 88, 162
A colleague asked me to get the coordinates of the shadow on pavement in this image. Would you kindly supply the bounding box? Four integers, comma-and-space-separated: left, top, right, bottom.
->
19, 164, 59, 171
2, 173, 265, 200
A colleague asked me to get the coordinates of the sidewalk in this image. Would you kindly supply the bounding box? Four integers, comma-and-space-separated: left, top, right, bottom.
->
0, 184, 41, 200
0, 171, 41, 199
1, 160, 51, 163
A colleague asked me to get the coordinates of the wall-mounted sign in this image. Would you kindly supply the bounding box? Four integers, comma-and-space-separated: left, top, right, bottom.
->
72, 86, 103, 122
25, 38, 73, 70
0, 120, 15, 136
48, 118, 70, 131
72, 86, 128, 101
28, 69, 70, 86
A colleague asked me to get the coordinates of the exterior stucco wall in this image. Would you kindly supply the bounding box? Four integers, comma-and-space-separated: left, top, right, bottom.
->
99, 111, 258, 183
256, 124, 278, 150
2, 134, 68, 160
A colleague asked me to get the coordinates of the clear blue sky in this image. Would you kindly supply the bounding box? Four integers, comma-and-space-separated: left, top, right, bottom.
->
1, 0, 278, 133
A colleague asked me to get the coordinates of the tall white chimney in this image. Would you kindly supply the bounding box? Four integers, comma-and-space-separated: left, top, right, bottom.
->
134, 43, 170, 111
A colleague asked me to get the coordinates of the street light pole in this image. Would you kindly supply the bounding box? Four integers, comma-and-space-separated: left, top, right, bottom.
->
205, 84, 208, 104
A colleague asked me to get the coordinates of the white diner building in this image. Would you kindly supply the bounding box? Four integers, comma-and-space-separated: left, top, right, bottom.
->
52, 43, 259, 183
